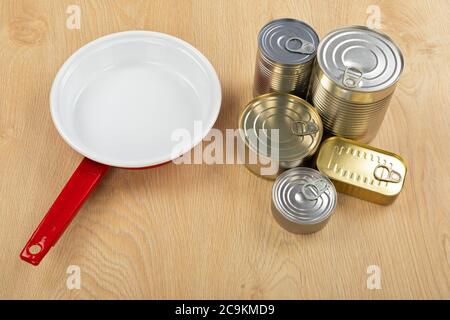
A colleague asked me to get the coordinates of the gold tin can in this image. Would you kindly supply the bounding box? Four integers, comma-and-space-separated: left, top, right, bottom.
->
315, 137, 407, 205
239, 93, 323, 180
308, 26, 404, 143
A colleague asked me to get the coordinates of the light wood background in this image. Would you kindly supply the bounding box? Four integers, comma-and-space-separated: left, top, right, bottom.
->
0, 0, 449, 300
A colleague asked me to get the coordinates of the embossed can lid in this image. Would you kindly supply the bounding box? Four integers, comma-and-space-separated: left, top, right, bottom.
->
239, 93, 322, 162
317, 26, 404, 92
258, 18, 319, 65
315, 136, 407, 204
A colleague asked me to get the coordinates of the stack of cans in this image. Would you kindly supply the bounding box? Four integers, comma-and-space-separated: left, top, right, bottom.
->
240, 19, 407, 235
254, 18, 319, 99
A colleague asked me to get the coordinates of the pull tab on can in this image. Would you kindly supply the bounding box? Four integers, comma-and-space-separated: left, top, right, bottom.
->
301, 178, 329, 201
291, 120, 319, 137
284, 37, 316, 55
373, 164, 402, 183
342, 66, 364, 88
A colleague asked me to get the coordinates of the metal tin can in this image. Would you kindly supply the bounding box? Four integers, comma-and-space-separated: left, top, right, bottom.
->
271, 167, 337, 234
238, 93, 323, 180
315, 137, 407, 205
254, 18, 319, 99
308, 26, 404, 142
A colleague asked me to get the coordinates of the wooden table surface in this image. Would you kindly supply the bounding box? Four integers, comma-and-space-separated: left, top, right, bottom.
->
1, 0, 449, 299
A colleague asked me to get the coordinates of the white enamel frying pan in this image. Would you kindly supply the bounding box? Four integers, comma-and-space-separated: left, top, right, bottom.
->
20, 31, 222, 265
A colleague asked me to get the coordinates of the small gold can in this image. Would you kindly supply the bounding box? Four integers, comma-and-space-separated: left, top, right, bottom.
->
238, 93, 323, 179
315, 137, 407, 205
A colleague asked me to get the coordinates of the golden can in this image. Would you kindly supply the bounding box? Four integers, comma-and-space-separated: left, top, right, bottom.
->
315, 137, 407, 204
308, 26, 404, 143
239, 93, 323, 179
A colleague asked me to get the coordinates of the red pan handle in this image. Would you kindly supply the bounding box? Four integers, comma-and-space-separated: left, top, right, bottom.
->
20, 157, 109, 266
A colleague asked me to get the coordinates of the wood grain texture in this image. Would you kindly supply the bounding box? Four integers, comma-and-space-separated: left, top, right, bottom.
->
0, 0, 449, 299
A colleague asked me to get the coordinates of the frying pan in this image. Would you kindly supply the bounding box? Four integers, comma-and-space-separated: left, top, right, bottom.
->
20, 31, 222, 265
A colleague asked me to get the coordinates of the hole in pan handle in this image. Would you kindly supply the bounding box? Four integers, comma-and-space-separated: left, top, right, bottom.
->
20, 157, 109, 266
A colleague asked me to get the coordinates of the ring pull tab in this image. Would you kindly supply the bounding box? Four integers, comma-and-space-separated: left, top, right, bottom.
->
342, 66, 364, 88
284, 37, 316, 55
373, 164, 402, 183
291, 120, 319, 137
301, 179, 329, 201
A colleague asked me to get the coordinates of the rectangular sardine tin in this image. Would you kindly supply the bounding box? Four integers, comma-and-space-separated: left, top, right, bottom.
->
315, 137, 407, 204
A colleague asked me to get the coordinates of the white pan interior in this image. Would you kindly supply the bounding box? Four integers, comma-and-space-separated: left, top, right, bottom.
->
50, 31, 221, 168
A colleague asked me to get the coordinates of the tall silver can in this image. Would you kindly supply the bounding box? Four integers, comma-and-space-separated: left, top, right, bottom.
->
254, 18, 319, 99
308, 26, 404, 142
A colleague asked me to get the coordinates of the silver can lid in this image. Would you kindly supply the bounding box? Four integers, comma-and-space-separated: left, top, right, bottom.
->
317, 26, 404, 92
272, 168, 337, 232
258, 18, 319, 65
